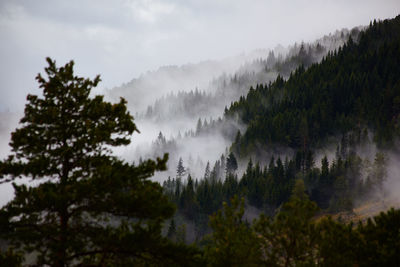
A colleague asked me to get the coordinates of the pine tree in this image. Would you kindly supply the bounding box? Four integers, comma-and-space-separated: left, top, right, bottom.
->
176, 224, 187, 244
177, 157, 186, 179
0, 249, 23, 266
156, 131, 167, 146
167, 219, 177, 241
255, 179, 320, 266
204, 161, 211, 181
196, 118, 203, 135
226, 152, 238, 175
220, 154, 226, 179
205, 196, 261, 266
371, 152, 387, 199
0, 58, 198, 266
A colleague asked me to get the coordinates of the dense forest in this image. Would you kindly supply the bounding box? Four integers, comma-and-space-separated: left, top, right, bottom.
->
1, 15, 400, 266
163, 131, 389, 240
227, 17, 400, 155
132, 28, 361, 181
163, 14, 400, 262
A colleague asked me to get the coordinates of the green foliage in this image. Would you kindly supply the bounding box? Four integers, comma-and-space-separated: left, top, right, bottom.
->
166, 136, 383, 238
314, 207, 400, 267
204, 196, 261, 266
176, 157, 186, 179
316, 218, 360, 267
225, 152, 238, 175
254, 179, 320, 266
202, 186, 400, 266
356, 208, 400, 266
0, 58, 200, 266
167, 219, 177, 242
0, 248, 23, 267
227, 16, 400, 156
176, 224, 187, 244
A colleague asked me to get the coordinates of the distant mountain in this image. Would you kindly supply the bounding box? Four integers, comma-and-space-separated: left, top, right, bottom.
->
105, 50, 276, 114
105, 28, 360, 117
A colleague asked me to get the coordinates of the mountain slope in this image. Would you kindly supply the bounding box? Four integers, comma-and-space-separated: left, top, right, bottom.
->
226, 16, 400, 157
139, 28, 360, 123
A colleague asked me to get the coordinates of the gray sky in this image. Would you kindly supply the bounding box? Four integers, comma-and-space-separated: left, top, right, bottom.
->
0, 0, 399, 111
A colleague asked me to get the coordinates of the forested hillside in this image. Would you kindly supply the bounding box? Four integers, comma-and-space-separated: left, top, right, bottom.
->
160, 15, 400, 244
130, 29, 360, 181
141, 28, 359, 122
1, 12, 400, 266
227, 16, 400, 157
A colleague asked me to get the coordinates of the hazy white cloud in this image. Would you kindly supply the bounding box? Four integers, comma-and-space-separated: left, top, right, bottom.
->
125, 0, 177, 23
0, 0, 399, 208
0, 0, 399, 111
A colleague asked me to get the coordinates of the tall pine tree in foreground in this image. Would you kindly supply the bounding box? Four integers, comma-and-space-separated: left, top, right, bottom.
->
0, 58, 199, 266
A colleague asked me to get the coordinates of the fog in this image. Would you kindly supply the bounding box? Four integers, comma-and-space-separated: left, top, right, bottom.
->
105, 28, 360, 116
1, 0, 399, 111
1, 0, 399, 211
105, 51, 273, 113
103, 29, 359, 185
0, 111, 22, 205
354, 140, 400, 208
384, 150, 400, 206
0, 28, 359, 193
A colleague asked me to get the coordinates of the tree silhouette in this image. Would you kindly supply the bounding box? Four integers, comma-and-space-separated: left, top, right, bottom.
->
0, 58, 198, 266
177, 157, 186, 179
226, 152, 238, 175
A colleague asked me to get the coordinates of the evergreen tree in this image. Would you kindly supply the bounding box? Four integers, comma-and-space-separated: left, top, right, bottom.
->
156, 131, 167, 146
204, 161, 211, 181
196, 118, 203, 135
226, 152, 238, 175
176, 224, 187, 244
356, 208, 400, 266
227, 15, 400, 153
210, 160, 220, 181
0, 58, 198, 266
255, 179, 319, 266
220, 154, 226, 179
0, 249, 23, 267
205, 196, 261, 266
371, 152, 387, 196
180, 175, 197, 220
177, 157, 186, 179
167, 219, 177, 241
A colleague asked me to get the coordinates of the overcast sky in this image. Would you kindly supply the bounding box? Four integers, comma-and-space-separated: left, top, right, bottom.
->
0, 0, 399, 111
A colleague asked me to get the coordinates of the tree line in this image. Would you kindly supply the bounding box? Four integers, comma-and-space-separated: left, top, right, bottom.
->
163, 130, 387, 240
1, 15, 400, 266
226, 16, 400, 157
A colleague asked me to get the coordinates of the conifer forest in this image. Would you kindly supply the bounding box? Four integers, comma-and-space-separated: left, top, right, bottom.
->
0, 2, 400, 266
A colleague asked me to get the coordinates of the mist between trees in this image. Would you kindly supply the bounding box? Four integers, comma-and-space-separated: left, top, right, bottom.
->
157, 16, 400, 244
0, 57, 399, 266
1, 15, 400, 266
106, 27, 361, 183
